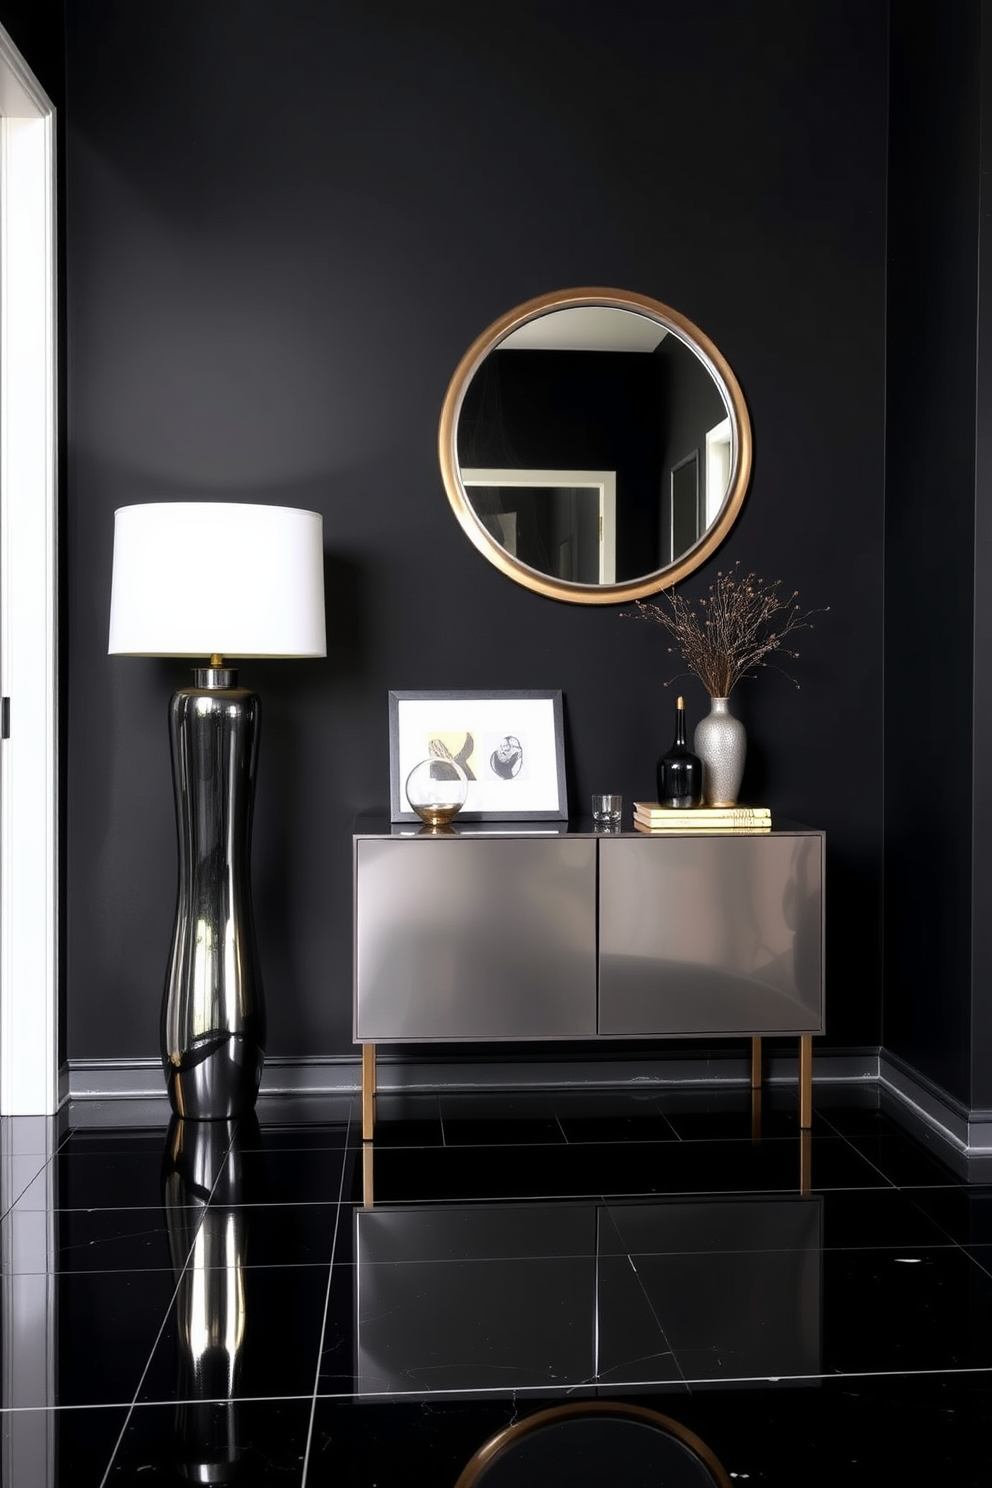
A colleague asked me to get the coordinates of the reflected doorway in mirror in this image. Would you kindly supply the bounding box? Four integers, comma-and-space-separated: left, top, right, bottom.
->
461, 468, 616, 583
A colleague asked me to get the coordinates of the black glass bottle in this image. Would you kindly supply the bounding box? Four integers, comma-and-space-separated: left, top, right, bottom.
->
656, 695, 703, 808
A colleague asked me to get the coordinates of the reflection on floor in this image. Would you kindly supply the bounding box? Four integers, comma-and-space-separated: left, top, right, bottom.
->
2, 1083, 992, 1484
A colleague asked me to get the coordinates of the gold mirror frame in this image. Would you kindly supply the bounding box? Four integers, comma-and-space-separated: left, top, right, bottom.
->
439, 287, 752, 605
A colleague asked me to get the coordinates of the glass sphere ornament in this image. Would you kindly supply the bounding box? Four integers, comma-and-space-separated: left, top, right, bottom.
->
405, 757, 469, 826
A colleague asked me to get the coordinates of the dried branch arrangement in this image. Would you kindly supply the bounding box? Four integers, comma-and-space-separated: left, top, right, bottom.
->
624, 563, 827, 697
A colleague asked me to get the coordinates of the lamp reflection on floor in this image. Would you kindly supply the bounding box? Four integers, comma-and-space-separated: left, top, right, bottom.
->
162, 1115, 262, 1484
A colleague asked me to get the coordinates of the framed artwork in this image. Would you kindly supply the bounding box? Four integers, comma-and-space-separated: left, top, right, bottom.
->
388, 689, 568, 822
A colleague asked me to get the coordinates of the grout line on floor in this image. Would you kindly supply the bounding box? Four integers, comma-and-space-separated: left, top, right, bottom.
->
301, 1098, 356, 1488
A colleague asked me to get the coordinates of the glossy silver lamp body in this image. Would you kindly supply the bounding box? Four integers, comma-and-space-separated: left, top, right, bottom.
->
109, 502, 326, 1120
165, 668, 263, 1118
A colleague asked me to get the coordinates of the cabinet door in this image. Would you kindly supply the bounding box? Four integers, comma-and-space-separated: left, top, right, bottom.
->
598, 835, 822, 1036
355, 837, 597, 1040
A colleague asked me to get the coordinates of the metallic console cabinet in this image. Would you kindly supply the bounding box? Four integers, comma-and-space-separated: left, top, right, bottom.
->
354, 835, 597, 1041
354, 824, 823, 1044
598, 833, 823, 1036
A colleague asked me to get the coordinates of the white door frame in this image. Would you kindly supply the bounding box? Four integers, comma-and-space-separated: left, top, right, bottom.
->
0, 24, 59, 1115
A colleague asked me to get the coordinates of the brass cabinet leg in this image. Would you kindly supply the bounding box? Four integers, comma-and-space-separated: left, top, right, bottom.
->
750, 1035, 762, 1089
799, 1035, 813, 1129
800, 1129, 812, 1194
362, 1143, 374, 1207
749, 1037, 763, 1141
750, 1085, 762, 1144
362, 1043, 376, 1141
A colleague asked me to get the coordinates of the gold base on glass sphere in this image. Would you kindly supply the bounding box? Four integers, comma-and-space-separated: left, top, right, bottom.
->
412, 802, 464, 827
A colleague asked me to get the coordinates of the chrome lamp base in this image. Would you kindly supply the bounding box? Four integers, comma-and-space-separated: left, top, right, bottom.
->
163, 667, 265, 1120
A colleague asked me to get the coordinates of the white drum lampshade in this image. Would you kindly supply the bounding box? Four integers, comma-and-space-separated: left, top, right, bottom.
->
109, 502, 326, 659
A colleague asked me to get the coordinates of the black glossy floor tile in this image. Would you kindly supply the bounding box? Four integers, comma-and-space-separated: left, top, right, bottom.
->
105, 1397, 313, 1484
55, 1204, 199, 1273
550, 1088, 681, 1143
0, 1405, 130, 1488
351, 1252, 601, 1396
305, 1374, 992, 1487
965, 1243, 992, 1280
632, 1245, 822, 1383
9, 1088, 992, 1484
347, 1132, 886, 1206
46, 1148, 196, 1212
316, 1253, 357, 1397
821, 1244, 992, 1373
353, 1199, 596, 1263
438, 1090, 566, 1146
596, 1253, 685, 1387
358, 1092, 444, 1147
842, 1126, 965, 1188
668, 1372, 992, 1488
306, 1396, 521, 1488
241, 1126, 351, 1155
56, 1267, 179, 1407
605, 1193, 823, 1258
227, 1201, 340, 1266
901, 1183, 992, 1245
818, 1184, 964, 1249
59, 1128, 173, 1157
216, 1145, 348, 1207
655, 1086, 833, 1140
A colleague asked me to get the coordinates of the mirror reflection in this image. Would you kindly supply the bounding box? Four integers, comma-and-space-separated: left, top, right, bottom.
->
439, 291, 752, 605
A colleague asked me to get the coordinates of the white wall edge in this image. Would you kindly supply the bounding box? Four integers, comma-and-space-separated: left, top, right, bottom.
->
0, 22, 58, 1116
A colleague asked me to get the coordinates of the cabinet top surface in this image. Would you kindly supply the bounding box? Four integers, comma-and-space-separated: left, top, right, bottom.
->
354, 815, 823, 840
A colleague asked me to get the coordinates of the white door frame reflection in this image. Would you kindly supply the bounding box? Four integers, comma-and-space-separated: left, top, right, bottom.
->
461, 468, 617, 584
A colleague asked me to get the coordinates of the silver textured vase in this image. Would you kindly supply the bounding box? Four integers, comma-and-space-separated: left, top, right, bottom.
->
693, 696, 746, 807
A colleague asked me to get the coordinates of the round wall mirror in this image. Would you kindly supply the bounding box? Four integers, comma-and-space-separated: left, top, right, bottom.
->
439, 288, 752, 605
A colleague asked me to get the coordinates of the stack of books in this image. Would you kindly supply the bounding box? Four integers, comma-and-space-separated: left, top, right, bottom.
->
632, 802, 771, 834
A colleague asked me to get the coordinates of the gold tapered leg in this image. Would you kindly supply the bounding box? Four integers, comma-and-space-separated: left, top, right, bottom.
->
362, 1043, 376, 1141
800, 1129, 812, 1195
362, 1142, 374, 1207
750, 1085, 762, 1144
799, 1035, 813, 1129
750, 1036, 762, 1089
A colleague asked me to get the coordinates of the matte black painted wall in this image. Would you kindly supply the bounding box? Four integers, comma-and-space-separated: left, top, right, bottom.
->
885, 0, 992, 1112
61, 0, 888, 1067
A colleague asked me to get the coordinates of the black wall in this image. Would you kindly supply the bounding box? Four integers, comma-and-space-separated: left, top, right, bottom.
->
57, 0, 888, 1068
885, 0, 992, 1112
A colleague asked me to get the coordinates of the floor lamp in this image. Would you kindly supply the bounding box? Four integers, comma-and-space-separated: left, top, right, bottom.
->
109, 502, 326, 1120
